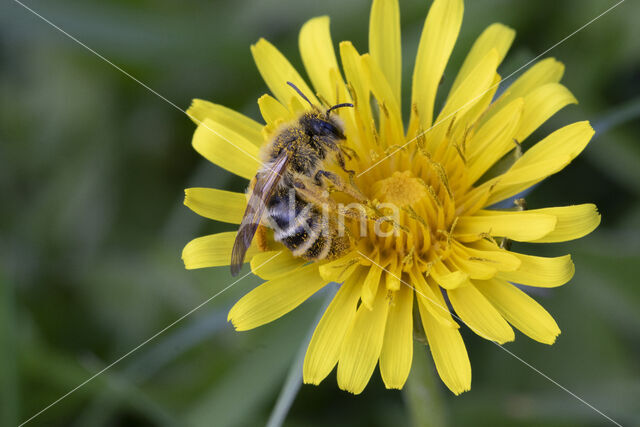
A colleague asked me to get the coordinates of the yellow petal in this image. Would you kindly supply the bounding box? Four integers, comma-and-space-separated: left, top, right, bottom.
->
184, 188, 246, 224
258, 94, 290, 128
251, 38, 318, 107
182, 232, 258, 270
472, 121, 596, 205
249, 250, 306, 280
187, 99, 263, 146
455, 211, 557, 242
475, 279, 560, 344
455, 241, 521, 271
339, 41, 373, 150
485, 57, 564, 123
338, 284, 389, 394
498, 253, 574, 288
380, 285, 413, 389
318, 251, 361, 282
480, 155, 571, 206
448, 249, 497, 280
528, 204, 601, 243
450, 23, 515, 94
430, 261, 468, 290
516, 83, 577, 142
417, 297, 471, 395
384, 256, 402, 291
361, 261, 383, 310
448, 281, 515, 343
515, 121, 595, 168
438, 49, 498, 120
411, 269, 458, 328
410, 0, 463, 131
192, 118, 261, 180
453, 72, 500, 139
466, 97, 523, 183
369, 0, 402, 103
361, 54, 404, 144
299, 16, 346, 105
228, 264, 326, 331
304, 268, 365, 385
428, 49, 498, 149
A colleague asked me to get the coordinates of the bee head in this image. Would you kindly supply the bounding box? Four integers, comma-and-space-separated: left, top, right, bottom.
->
304, 113, 346, 140
286, 81, 353, 140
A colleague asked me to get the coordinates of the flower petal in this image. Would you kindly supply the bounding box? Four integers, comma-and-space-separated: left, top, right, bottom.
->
410, 0, 464, 132
456, 240, 521, 271
299, 16, 346, 105
339, 41, 374, 150
380, 285, 413, 389
384, 256, 402, 291
362, 54, 404, 144
338, 283, 389, 394
477, 121, 595, 205
182, 232, 258, 270
448, 249, 497, 280
258, 94, 291, 129
417, 296, 471, 395
450, 23, 515, 93
192, 118, 261, 179
475, 278, 560, 344
498, 253, 574, 288
481, 155, 571, 206
249, 250, 306, 280
514, 121, 595, 168
448, 281, 515, 343
466, 97, 523, 183
184, 188, 246, 224
361, 261, 383, 310
430, 261, 468, 290
528, 204, 601, 243
187, 99, 263, 145
304, 268, 364, 385
411, 269, 458, 328
455, 211, 557, 242
228, 264, 326, 331
516, 83, 577, 142
369, 0, 402, 103
318, 251, 361, 282
428, 49, 499, 149
485, 57, 565, 123
251, 38, 319, 107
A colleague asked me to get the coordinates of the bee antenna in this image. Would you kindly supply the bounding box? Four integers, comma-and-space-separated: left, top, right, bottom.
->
326, 102, 354, 117
286, 81, 313, 107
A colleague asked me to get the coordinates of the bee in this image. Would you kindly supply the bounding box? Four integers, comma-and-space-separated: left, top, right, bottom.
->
230, 82, 359, 276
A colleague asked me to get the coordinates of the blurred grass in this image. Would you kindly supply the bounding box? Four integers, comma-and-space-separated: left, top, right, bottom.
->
1, 0, 639, 426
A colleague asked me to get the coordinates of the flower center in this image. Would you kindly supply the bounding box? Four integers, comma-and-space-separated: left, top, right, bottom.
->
352, 144, 464, 273
372, 171, 427, 207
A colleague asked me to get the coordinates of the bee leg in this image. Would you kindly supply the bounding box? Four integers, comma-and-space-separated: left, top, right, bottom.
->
315, 170, 367, 202
335, 151, 356, 176
340, 145, 358, 161
294, 179, 364, 221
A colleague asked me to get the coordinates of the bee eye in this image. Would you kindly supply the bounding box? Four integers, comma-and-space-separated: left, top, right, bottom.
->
311, 119, 343, 139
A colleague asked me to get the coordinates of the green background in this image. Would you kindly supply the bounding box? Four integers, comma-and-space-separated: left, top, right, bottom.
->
2, 0, 639, 425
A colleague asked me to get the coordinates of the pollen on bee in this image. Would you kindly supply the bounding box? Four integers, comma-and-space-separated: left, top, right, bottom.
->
256, 224, 269, 252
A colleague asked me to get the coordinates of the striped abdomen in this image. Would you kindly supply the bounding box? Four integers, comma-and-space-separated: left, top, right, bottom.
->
267, 188, 348, 260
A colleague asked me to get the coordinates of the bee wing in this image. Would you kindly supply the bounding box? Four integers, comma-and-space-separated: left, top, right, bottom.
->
230, 152, 290, 276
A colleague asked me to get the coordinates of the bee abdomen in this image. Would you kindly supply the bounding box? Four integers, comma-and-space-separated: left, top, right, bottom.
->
267, 190, 350, 261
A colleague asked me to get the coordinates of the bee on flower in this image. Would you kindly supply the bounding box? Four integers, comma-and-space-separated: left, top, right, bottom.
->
182, 0, 600, 395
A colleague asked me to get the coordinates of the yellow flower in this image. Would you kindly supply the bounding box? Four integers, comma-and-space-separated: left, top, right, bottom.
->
182, 0, 600, 395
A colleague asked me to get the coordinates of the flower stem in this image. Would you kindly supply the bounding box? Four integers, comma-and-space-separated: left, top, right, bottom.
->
403, 342, 447, 427
266, 284, 338, 427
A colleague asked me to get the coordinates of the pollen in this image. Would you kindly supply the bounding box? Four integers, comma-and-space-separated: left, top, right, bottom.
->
372, 171, 427, 207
